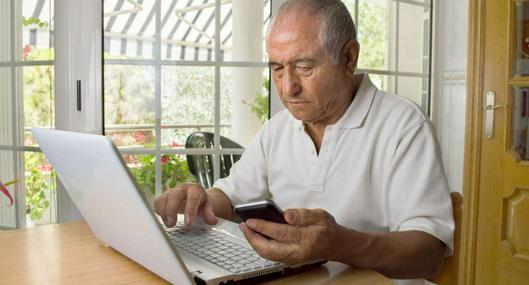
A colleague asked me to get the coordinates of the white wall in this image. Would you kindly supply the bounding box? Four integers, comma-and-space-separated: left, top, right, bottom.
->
434, 0, 468, 194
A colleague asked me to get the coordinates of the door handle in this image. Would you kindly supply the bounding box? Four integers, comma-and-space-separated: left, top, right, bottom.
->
485, 91, 510, 139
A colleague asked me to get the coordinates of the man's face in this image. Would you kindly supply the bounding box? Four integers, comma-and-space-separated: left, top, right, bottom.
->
267, 14, 354, 125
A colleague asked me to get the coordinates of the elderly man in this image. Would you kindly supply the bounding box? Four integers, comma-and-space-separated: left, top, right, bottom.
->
155, 0, 453, 284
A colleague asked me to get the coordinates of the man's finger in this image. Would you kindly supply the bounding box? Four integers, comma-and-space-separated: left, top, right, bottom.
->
199, 200, 218, 225
284, 208, 328, 226
240, 223, 298, 263
245, 219, 301, 243
239, 223, 279, 260
153, 193, 168, 217
165, 189, 186, 227
184, 187, 205, 225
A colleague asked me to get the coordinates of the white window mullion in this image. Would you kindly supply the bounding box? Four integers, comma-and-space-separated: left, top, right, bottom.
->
14, 0, 25, 229
155, 0, 162, 197
213, 0, 222, 183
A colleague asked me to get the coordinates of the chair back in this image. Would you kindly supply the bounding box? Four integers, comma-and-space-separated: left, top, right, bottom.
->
185, 132, 242, 189
428, 192, 463, 285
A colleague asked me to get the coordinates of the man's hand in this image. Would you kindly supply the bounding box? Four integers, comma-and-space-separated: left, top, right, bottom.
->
154, 183, 218, 227
239, 208, 338, 264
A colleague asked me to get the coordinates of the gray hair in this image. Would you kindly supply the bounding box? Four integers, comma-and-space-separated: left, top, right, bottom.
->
269, 0, 357, 65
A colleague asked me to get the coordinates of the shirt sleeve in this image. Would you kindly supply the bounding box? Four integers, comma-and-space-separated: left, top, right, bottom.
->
385, 120, 455, 256
212, 127, 271, 206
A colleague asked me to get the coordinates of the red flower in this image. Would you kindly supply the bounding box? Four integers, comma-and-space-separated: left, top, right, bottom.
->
37, 164, 53, 172
161, 156, 169, 165
134, 131, 146, 143
169, 141, 181, 148
0, 181, 14, 206
22, 44, 32, 60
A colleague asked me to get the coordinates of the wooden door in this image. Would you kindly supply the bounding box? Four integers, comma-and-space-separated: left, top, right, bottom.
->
463, 0, 529, 284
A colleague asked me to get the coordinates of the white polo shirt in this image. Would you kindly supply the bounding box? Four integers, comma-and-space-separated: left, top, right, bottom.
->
214, 74, 454, 285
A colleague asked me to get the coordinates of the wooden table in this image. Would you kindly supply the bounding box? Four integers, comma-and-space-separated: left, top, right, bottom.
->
0, 222, 391, 284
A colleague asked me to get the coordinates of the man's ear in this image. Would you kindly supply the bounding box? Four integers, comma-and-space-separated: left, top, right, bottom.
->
343, 39, 360, 75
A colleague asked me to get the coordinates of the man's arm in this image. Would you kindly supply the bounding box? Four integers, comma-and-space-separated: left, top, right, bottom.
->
239, 208, 446, 280
331, 225, 445, 279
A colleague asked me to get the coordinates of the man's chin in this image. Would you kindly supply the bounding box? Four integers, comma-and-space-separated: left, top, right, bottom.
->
288, 111, 312, 123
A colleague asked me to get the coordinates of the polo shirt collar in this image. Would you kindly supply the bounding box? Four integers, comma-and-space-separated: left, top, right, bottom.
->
288, 73, 377, 130
334, 73, 376, 129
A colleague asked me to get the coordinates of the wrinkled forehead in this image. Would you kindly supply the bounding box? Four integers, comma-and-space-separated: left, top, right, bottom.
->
266, 12, 321, 56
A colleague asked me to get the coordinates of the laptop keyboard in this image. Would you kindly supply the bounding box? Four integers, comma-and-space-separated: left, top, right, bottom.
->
166, 223, 281, 274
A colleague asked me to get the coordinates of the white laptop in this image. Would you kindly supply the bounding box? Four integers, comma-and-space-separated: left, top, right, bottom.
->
32, 128, 320, 285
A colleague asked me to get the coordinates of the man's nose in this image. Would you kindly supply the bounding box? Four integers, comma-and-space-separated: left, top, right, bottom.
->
282, 67, 301, 96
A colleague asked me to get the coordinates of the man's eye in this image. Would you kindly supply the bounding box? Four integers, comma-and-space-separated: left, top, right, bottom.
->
296, 65, 313, 74
272, 66, 284, 72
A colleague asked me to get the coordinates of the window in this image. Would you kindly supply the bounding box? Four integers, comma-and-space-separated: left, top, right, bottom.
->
103, 0, 271, 200
344, 0, 432, 113
0, 0, 56, 229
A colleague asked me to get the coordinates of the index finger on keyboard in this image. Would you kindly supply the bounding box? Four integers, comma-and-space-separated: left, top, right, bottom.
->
184, 189, 203, 225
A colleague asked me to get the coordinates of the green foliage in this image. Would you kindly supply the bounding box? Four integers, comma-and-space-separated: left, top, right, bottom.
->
24, 49, 54, 127
24, 153, 54, 221
129, 154, 196, 196
340, 0, 387, 70
23, 17, 48, 28
245, 77, 270, 123
22, 44, 55, 221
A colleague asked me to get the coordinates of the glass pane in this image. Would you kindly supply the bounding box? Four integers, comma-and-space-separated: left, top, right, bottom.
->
397, 76, 426, 108
356, 0, 390, 70
514, 1, 529, 77
124, 153, 195, 206
0, 150, 17, 229
0, 0, 11, 62
397, 2, 430, 74
24, 151, 57, 227
123, 154, 155, 200
161, 154, 195, 192
161, 66, 214, 149
0, 67, 14, 146
23, 65, 55, 147
221, 67, 268, 147
104, 64, 156, 148
104, 0, 156, 60
512, 87, 529, 160
221, 0, 270, 62
22, 0, 54, 61
162, 0, 216, 61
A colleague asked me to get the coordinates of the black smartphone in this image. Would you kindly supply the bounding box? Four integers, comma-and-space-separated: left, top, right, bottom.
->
234, 199, 287, 224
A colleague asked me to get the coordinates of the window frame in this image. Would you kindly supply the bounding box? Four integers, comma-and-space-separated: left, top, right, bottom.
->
0, 0, 56, 229
102, 0, 271, 197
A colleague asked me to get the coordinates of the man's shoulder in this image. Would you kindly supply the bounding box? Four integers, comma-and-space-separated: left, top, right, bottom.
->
265, 109, 296, 131
372, 89, 428, 123
269, 108, 292, 122
366, 88, 429, 138
253, 109, 299, 151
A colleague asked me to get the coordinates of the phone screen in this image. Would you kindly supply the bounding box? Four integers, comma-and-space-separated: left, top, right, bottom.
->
234, 200, 287, 224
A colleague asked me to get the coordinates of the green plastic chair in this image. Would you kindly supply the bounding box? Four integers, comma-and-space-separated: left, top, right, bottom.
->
185, 132, 243, 189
